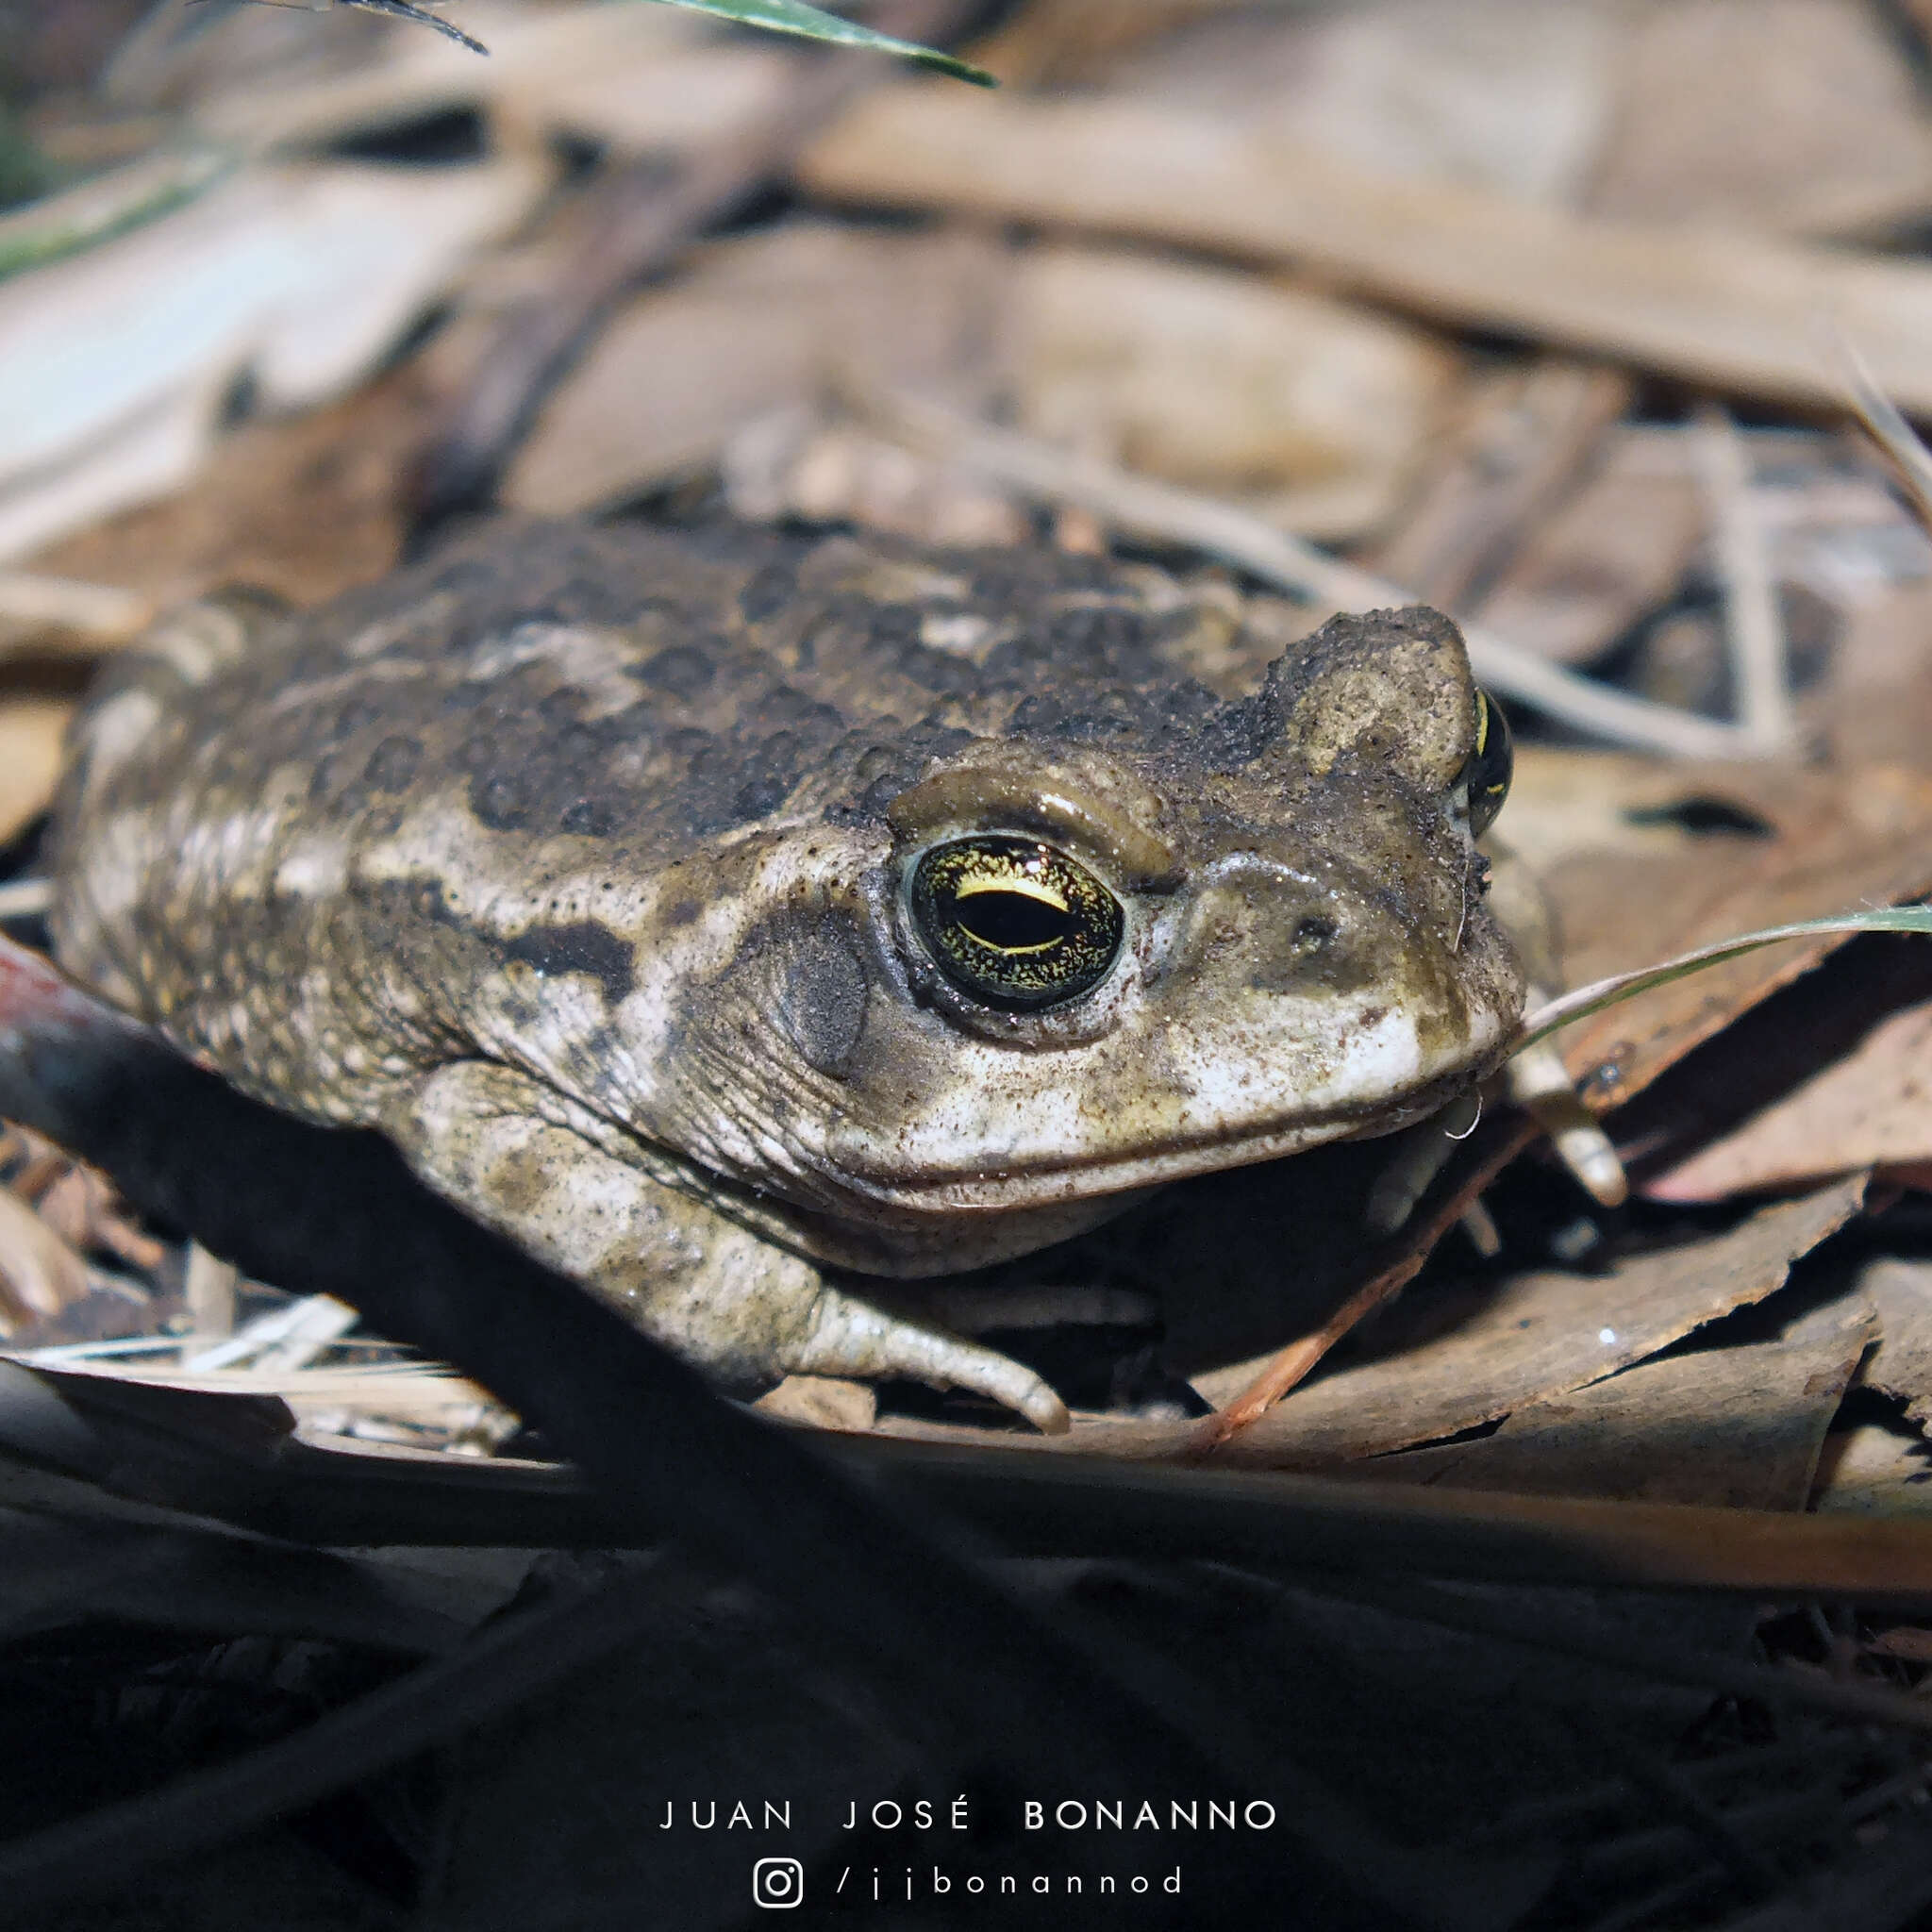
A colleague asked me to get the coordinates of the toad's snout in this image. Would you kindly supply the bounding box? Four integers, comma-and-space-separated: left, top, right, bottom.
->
1152, 852, 1419, 999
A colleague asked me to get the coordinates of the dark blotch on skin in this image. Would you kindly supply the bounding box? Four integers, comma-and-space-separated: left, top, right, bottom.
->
362, 733, 423, 793
739, 560, 797, 625
503, 921, 637, 1003
561, 796, 620, 837
778, 915, 871, 1079
472, 770, 535, 830
637, 643, 715, 697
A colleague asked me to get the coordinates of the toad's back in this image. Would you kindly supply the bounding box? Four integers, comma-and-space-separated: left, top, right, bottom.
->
46, 519, 1289, 1119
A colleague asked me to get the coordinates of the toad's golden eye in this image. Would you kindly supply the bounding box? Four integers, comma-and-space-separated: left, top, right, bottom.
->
909, 837, 1124, 1010
1462, 688, 1513, 837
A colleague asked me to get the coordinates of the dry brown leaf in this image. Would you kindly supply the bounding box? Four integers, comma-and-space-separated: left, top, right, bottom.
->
1810, 577, 1932, 774
1181, 1114, 1543, 1446
4, 1134, 166, 1276
1646, 993, 1932, 1202
1020, 1112, 1538, 1389
504, 225, 1010, 517
1589, 0, 1932, 239
32, 1163, 99, 1253
798, 86, 1932, 416
491, 33, 795, 161
1854, 1258, 1932, 1433
1810, 1424, 1932, 1515
1512, 757, 1932, 1104
29, 359, 442, 610
0, 1183, 92, 1332
0, 152, 548, 562
754, 1374, 877, 1431
1099, 0, 1621, 209
1495, 744, 1757, 877
1604, 933, 1932, 1196
1367, 357, 1632, 608
1009, 245, 1459, 541
40, 1355, 1932, 1603
1473, 425, 1707, 666
0, 698, 71, 846
965, 0, 1242, 86
1356, 1291, 1873, 1510
1188, 1176, 1868, 1471
725, 408, 1026, 547
886, 1176, 1869, 1470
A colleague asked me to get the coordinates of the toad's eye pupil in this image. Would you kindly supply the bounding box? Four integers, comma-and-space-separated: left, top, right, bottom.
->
955, 891, 1073, 954
909, 837, 1124, 1010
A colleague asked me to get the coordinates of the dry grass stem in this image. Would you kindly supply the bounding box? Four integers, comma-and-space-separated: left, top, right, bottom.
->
852, 381, 1754, 759
1189, 1254, 1432, 1456
0, 1183, 90, 1328
0, 880, 52, 921
803, 86, 1932, 415
1691, 401, 1797, 755
183, 1241, 239, 1346
0, 573, 151, 648
182, 1292, 358, 1374
1835, 330, 1932, 532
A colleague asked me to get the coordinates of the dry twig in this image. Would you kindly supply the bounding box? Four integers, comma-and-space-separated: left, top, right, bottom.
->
1189, 1120, 1540, 1454
851, 381, 1755, 758
802, 86, 1932, 416
0, 573, 151, 650
1691, 401, 1797, 756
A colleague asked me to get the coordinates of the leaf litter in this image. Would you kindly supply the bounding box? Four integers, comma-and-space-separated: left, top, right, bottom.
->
5, 1, 1932, 1925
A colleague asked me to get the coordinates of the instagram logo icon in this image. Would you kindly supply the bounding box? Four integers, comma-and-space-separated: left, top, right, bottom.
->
752, 1857, 804, 1909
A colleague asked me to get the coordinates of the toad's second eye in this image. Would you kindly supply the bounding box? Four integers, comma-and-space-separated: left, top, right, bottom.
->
908, 837, 1124, 1010
1461, 688, 1513, 837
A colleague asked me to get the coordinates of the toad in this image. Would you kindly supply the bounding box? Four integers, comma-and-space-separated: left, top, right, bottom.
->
49, 520, 1523, 1432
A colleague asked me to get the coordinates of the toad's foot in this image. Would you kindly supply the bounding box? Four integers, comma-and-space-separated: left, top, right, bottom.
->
387, 1062, 1071, 1433
790, 1283, 1070, 1432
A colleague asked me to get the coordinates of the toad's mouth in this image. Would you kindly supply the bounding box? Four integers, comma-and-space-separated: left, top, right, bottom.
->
807, 987, 1522, 1226
822, 1057, 1495, 1224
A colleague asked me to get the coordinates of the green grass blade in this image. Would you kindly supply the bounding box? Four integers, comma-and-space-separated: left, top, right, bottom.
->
0, 145, 236, 284
1515, 906, 1932, 1053
647, 0, 995, 84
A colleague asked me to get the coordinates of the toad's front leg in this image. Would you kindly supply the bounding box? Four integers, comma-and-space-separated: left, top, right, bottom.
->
384, 1062, 1071, 1433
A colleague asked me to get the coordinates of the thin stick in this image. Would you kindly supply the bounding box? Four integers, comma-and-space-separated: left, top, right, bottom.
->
1190, 1256, 1429, 1457
0, 574, 151, 649
1188, 1117, 1540, 1454
852, 383, 1755, 761
1691, 401, 1795, 756
0, 880, 52, 921
181, 1241, 238, 1352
